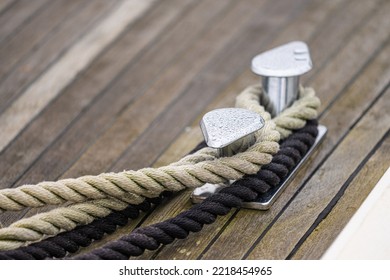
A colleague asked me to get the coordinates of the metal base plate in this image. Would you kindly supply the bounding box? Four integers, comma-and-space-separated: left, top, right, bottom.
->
191, 125, 327, 210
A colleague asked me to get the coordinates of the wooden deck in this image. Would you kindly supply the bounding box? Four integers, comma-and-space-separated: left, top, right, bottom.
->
0, 0, 389, 260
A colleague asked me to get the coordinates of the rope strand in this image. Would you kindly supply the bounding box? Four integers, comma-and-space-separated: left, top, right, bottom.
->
0, 121, 318, 259
74, 120, 318, 260
0, 85, 320, 251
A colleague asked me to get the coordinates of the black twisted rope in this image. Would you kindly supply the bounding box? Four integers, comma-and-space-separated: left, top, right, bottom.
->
0, 197, 165, 260
0, 120, 318, 260
73, 120, 319, 260
0, 145, 209, 260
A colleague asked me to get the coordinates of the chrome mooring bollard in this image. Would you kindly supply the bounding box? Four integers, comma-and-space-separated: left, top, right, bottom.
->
191, 41, 327, 210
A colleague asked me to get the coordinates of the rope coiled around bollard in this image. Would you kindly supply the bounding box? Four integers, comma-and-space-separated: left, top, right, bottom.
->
0, 120, 318, 260
0, 85, 320, 251
74, 120, 319, 260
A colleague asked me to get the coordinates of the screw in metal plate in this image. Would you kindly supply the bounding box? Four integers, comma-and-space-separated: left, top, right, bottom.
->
200, 108, 265, 157
251, 41, 312, 116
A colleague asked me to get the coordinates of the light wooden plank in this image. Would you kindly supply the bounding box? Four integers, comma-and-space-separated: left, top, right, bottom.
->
153, 0, 389, 260
246, 87, 390, 259
73, 0, 309, 258
0, 0, 156, 153
0, 0, 15, 14
0, 0, 83, 82
0, 0, 194, 190
310, 0, 390, 111
0, 0, 119, 116
0, 0, 48, 43
198, 5, 390, 260
293, 135, 390, 259
62, 0, 236, 177
321, 166, 390, 259
0, 0, 194, 226
201, 40, 390, 259
134, 0, 340, 260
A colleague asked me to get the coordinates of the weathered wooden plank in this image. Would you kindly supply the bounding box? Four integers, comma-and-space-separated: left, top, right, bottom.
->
150, 0, 386, 260
197, 5, 390, 260
0, 0, 16, 15
190, 0, 384, 106
110, 0, 276, 172
291, 134, 390, 259
17, 2, 235, 232
127, 0, 334, 260
152, 0, 351, 170
310, 0, 390, 112
303, 0, 385, 83
0, 0, 48, 43
0, 0, 156, 153
199, 40, 390, 260
3, 0, 243, 228
4, 0, 229, 190
0, 0, 194, 224
62, 0, 238, 176
58, 0, 272, 256
245, 87, 390, 259
0, 0, 194, 190
0, 0, 84, 82
68, 0, 312, 260
0, 0, 119, 117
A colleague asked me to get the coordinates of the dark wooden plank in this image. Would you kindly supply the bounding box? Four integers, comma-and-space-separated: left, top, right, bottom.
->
0, 0, 16, 15
73, 0, 310, 258
291, 134, 390, 259
0, 0, 85, 83
124, 0, 328, 260
0, 0, 169, 191
111, 0, 310, 177
64, 0, 239, 175
246, 87, 390, 260
0, 0, 158, 153
0, 0, 49, 43
197, 2, 390, 260
0, 0, 192, 186
199, 45, 390, 260
310, 0, 390, 112
0, 0, 119, 115
303, 0, 385, 82
145, 0, 384, 260
0, 0, 236, 225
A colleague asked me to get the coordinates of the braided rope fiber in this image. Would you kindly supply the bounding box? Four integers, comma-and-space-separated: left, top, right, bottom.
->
0, 198, 160, 260
0, 120, 318, 260
73, 120, 319, 260
0, 85, 320, 250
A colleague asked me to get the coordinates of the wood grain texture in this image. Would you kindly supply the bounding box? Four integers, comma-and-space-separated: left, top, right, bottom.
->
292, 134, 390, 259
0, 0, 194, 225
246, 88, 390, 259
149, 0, 390, 260
0, 0, 389, 259
152, 0, 346, 260
0, 0, 49, 44
197, 1, 390, 260
0, 0, 119, 117
0, 0, 156, 152
0, 0, 84, 81
200, 36, 390, 260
